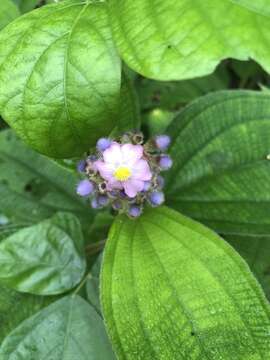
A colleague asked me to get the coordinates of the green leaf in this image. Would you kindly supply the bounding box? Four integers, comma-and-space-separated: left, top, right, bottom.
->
0, 285, 54, 344
0, 0, 121, 158
166, 90, 270, 236
101, 206, 270, 359
0, 130, 92, 226
226, 234, 270, 300
109, 0, 270, 80
0, 0, 19, 31
12, 0, 38, 13
0, 295, 115, 359
0, 212, 86, 295
86, 253, 102, 315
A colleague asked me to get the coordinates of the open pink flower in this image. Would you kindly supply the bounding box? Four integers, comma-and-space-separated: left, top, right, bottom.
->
94, 143, 152, 197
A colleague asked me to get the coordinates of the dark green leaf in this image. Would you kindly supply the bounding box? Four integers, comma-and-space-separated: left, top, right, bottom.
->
0, 130, 92, 226
101, 206, 270, 359
12, 0, 39, 13
0, 212, 86, 295
109, 0, 270, 80
166, 91, 270, 237
0, 0, 19, 31
0, 295, 115, 359
86, 253, 102, 315
0, 0, 121, 158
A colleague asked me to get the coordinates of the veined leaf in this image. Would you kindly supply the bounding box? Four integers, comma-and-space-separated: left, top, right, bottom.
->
0, 295, 115, 359
166, 91, 270, 236
0, 212, 86, 295
0, 0, 121, 158
0, 130, 92, 226
109, 0, 270, 80
101, 207, 270, 359
0, 0, 19, 31
226, 233, 270, 300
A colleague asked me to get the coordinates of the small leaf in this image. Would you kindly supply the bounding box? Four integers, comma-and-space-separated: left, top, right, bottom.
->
0, 0, 121, 158
101, 207, 270, 359
0, 0, 19, 31
109, 0, 270, 80
0, 212, 86, 295
0, 295, 115, 359
166, 90, 270, 237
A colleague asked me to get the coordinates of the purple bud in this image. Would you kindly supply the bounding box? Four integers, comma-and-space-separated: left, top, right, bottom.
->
97, 194, 109, 207
112, 200, 122, 210
157, 175, 165, 188
155, 135, 171, 150
149, 191, 165, 207
128, 205, 142, 218
143, 181, 151, 192
96, 138, 112, 152
159, 155, 173, 170
76, 180, 94, 196
87, 154, 97, 162
77, 160, 86, 173
91, 197, 101, 209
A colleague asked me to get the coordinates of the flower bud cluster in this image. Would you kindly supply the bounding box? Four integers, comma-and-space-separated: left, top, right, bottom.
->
76, 131, 172, 218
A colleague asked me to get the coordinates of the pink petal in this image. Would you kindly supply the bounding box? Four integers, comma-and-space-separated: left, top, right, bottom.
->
124, 179, 144, 198
103, 142, 122, 165
121, 144, 143, 165
107, 178, 123, 191
95, 160, 114, 181
132, 159, 152, 181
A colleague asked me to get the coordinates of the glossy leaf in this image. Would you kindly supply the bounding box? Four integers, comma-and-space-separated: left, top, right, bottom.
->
101, 206, 270, 359
226, 234, 270, 300
0, 0, 121, 158
0, 295, 115, 359
0, 212, 86, 295
109, 0, 270, 80
0, 130, 92, 226
0, 0, 19, 31
166, 91, 270, 236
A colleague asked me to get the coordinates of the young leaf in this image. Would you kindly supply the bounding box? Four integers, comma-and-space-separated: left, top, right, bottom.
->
109, 0, 270, 80
0, 0, 121, 158
0, 295, 115, 359
0, 0, 19, 31
166, 91, 270, 237
0, 212, 86, 295
0, 130, 92, 225
101, 207, 270, 359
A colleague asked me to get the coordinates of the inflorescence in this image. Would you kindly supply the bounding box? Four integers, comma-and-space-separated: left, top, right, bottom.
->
76, 131, 172, 218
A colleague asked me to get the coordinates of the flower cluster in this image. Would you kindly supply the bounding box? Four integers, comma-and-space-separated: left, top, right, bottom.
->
76, 132, 172, 218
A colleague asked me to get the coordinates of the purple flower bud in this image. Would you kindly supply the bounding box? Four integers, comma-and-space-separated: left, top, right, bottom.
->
97, 194, 109, 207
96, 138, 112, 152
143, 181, 151, 192
91, 197, 101, 209
76, 180, 94, 196
112, 200, 122, 210
157, 175, 165, 188
77, 160, 86, 173
155, 135, 171, 150
149, 191, 165, 207
128, 205, 142, 218
159, 155, 173, 170
87, 155, 97, 162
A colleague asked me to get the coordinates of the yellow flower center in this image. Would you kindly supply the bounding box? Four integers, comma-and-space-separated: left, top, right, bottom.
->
114, 166, 131, 181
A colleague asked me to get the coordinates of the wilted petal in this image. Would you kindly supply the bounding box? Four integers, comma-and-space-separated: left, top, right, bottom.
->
124, 179, 144, 198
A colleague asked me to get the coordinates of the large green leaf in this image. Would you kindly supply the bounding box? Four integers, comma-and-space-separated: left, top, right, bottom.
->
166, 91, 270, 236
226, 234, 270, 300
0, 0, 121, 158
101, 207, 270, 359
109, 0, 270, 80
0, 130, 92, 226
0, 295, 115, 359
0, 212, 86, 295
12, 0, 38, 13
0, 0, 19, 31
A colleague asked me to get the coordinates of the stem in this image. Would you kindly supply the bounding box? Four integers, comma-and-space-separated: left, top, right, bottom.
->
85, 239, 106, 256
73, 272, 93, 296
